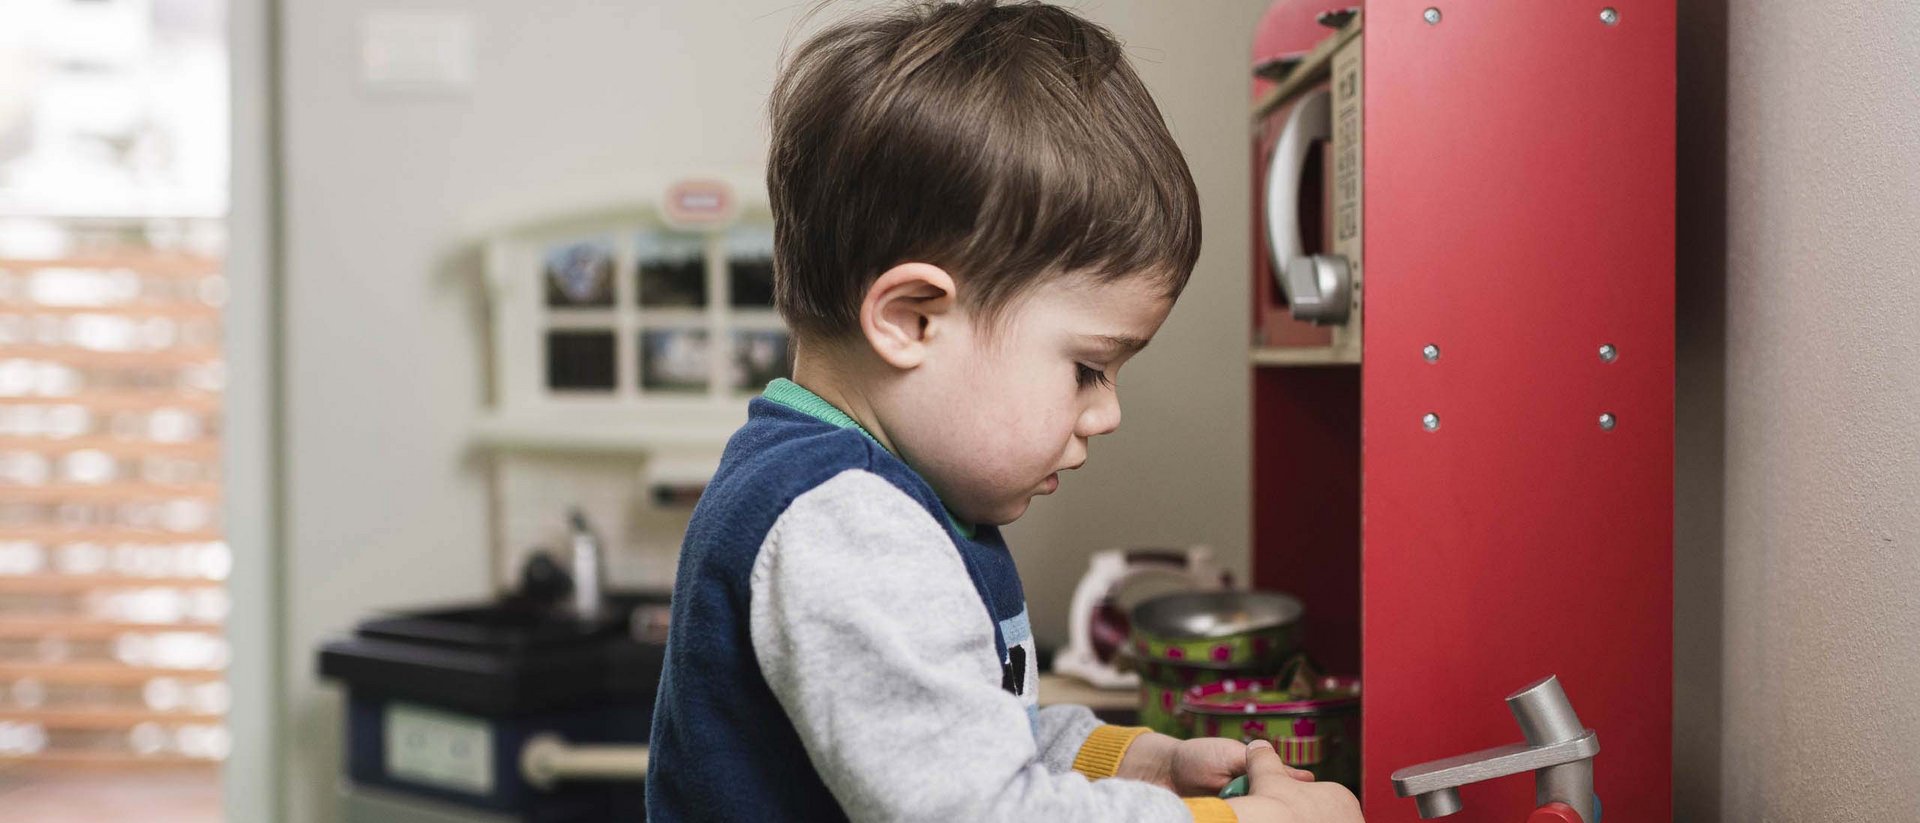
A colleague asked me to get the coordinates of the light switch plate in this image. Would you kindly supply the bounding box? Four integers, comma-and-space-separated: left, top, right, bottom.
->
384, 702, 495, 795
360, 10, 475, 94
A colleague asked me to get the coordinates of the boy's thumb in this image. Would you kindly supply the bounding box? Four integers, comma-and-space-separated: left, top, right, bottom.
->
1244, 739, 1292, 792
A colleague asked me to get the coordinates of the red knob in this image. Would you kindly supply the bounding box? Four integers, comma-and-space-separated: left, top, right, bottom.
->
1527, 803, 1584, 823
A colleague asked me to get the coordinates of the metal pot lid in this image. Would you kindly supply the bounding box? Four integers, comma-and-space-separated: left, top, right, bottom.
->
1181, 675, 1361, 717
1130, 591, 1304, 640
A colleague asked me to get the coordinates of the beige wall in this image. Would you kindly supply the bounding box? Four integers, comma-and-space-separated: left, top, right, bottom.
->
266, 2, 1262, 821
1001, 1, 1263, 646
1675, 0, 1920, 819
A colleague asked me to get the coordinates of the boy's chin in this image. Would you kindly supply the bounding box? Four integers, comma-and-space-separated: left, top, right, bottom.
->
971, 497, 1034, 528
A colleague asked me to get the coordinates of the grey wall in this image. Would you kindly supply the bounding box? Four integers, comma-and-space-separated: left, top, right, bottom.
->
273, 5, 785, 821
265, 2, 1262, 821
1674, 0, 1920, 819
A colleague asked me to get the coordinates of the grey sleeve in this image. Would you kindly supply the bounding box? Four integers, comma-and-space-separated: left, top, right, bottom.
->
748, 469, 1192, 822
1035, 704, 1106, 773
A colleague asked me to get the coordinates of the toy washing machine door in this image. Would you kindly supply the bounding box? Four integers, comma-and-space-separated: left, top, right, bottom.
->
1253, 82, 1347, 350
1262, 87, 1350, 326
1249, 1, 1363, 359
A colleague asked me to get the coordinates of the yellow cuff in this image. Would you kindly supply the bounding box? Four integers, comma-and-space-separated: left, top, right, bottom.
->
1183, 797, 1238, 823
1070, 725, 1152, 780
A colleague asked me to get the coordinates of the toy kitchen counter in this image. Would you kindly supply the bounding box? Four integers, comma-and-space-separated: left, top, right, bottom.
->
1036, 672, 1139, 724
317, 590, 670, 823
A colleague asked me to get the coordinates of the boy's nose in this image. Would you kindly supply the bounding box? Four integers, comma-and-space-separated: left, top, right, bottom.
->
1077, 395, 1121, 438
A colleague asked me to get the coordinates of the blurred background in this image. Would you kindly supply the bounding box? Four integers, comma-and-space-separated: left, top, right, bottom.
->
0, 0, 229, 818
0, 0, 1913, 822
0, 1, 1272, 820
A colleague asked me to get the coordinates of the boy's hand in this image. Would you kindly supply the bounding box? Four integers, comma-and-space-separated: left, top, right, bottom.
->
1117, 733, 1313, 796
1225, 740, 1364, 823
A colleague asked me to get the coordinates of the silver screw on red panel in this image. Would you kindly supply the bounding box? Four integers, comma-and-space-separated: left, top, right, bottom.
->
1600, 7, 1619, 25
1423, 344, 1441, 363
1424, 7, 1443, 24
1598, 344, 1618, 362
1422, 413, 1441, 432
1598, 413, 1617, 431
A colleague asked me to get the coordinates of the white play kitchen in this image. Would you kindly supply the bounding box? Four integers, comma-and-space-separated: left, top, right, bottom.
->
317, 178, 780, 823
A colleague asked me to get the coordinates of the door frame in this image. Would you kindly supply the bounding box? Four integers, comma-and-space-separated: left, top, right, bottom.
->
225, 0, 286, 818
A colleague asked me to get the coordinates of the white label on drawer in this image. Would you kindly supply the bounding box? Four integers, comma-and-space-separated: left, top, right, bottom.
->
384, 702, 495, 795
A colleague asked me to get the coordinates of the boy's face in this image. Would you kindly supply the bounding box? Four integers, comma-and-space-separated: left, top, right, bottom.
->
889, 274, 1174, 527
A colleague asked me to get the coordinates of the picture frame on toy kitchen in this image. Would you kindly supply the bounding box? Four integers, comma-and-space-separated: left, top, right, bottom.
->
469, 176, 790, 593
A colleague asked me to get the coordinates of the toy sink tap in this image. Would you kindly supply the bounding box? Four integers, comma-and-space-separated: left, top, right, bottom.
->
1389, 675, 1602, 823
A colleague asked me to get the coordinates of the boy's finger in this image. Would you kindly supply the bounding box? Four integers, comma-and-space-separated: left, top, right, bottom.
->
1243, 740, 1291, 792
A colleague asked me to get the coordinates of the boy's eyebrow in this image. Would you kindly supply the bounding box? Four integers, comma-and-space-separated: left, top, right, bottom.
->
1083, 334, 1151, 356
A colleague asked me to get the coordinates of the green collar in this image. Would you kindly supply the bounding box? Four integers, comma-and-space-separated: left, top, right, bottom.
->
762, 378, 977, 539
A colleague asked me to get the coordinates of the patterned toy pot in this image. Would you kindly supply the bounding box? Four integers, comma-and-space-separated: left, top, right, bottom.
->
1181, 675, 1361, 793
1128, 591, 1304, 736
1136, 667, 1235, 737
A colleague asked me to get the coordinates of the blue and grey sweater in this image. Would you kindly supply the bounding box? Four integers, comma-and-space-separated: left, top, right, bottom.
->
645, 379, 1197, 822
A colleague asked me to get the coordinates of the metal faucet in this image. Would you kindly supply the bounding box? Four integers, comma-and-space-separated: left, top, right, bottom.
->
1390, 675, 1600, 821
568, 508, 606, 624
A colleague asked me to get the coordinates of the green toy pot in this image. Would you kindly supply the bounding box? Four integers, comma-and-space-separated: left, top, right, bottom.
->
1181, 675, 1362, 793
1127, 591, 1303, 737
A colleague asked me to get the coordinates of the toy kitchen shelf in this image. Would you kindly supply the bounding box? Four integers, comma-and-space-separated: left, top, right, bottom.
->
1249, 346, 1357, 367
1247, 3, 1674, 821
469, 408, 744, 456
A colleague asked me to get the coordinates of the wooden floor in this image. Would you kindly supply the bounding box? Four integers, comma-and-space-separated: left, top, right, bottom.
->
0, 768, 220, 823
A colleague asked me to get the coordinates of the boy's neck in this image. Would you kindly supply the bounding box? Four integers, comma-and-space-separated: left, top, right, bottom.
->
790, 351, 900, 456
780, 351, 978, 540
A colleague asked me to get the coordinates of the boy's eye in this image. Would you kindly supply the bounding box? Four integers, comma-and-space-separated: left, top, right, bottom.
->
1075, 363, 1114, 390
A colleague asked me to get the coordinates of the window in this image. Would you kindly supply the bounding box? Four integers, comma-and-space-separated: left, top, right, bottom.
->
0, 0, 230, 772
477, 192, 790, 453
529, 223, 787, 400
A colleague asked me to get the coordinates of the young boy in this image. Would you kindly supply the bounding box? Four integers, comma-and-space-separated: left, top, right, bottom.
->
647, 2, 1364, 821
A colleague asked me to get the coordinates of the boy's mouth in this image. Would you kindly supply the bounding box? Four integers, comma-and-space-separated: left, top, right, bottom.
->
1039, 462, 1081, 495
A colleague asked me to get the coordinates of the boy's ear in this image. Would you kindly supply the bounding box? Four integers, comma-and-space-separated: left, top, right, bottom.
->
859, 262, 957, 370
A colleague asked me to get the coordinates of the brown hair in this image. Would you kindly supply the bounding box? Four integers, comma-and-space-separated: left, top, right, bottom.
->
767, 0, 1201, 341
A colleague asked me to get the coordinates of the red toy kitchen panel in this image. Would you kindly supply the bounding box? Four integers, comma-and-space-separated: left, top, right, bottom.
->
1359, 2, 1674, 822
